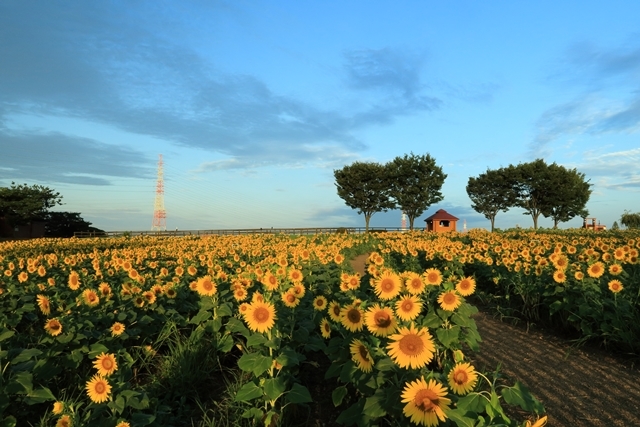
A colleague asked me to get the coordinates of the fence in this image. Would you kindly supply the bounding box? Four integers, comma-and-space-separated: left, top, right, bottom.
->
73, 227, 408, 238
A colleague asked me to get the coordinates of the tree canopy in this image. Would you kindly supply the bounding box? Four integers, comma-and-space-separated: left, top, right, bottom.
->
334, 162, 395, 231
387, 153, 446, 230
620, 211, 640, 229
540, 163, 591, 228
44, 211, 104, 238
0, 182, 63, 227
466, 167, 517, 232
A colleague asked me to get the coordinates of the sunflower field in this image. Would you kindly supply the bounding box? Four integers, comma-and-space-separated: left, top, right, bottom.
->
1, 228, 638, 427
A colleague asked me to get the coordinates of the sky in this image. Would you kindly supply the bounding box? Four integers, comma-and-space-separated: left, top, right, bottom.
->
1, 1, 639, 232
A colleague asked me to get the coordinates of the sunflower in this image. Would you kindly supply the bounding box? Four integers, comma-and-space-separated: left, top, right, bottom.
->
365, 304, 397, 337
340, 304, 364, 332
37, 295, 51, 315
238, 302, 250, 316
187, 265, 198, 276
261, 272, 279, 291
291, 283, 306, 298
608, 263, 623, 276
98, 282, 112, 297
455, 277, 476, 296
133, 296, 145, 308
373, 271, 402, 300
438, 291, 462, 311
195, 276, 217, 296
165, 285, 177, 298
447, 362, 478, 395
82, 289, 100, 306
587, 262, 605, 278
143, 291, 156, 304
52, 401, 65, 415
68, 271, 80, 290
328, 301, 342, 322
115, 422, 131, 427
233, 287, 248, 301
320, 318, 332, 339
110, 322, 125, 337
56, 415, 72, 427
85, 375, 111, 403
405, 272, 427, 295
245, 300, 276, 333
401, 377, 451, 427
313, 295, 328, 311
37, 265, 47, 277
281, 290, 300, 308
288, 268, 303, 283
552, 270, 566, 284
45, 318, 63, 336
344, 274, 361, 290
423, 268, 443, 286
18, 271, 28, 283
525, 416, 548, 427
395, 295, 423, 321
608, 279, 623, 293
387, 324, 435, 369
574, 271, 584, 281
93, 353, 118, 376
350, 339, 374, 373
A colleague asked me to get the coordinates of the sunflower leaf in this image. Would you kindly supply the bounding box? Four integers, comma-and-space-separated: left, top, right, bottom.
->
332, 386, 347, 407
235, 382, 263, 402
238, 352, 272, 376
285, 383, 312, 404
263, 377, 287, 401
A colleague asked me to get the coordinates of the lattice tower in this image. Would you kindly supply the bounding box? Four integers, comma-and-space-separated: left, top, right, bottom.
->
151, 154, 167, 231
401, 211, 407, 230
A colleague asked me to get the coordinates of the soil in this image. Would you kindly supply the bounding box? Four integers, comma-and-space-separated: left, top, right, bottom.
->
345, 254, 640, 427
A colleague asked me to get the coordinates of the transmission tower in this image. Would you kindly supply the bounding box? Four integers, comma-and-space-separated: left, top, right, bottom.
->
401, 211, 407, 231
151, 154, 167, 231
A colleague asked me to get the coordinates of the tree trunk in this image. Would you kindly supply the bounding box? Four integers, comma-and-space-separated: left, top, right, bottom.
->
409, 215, 416, 231
490, 215, 496, 232
532, 213, 539, 230
365, 214, 371, 232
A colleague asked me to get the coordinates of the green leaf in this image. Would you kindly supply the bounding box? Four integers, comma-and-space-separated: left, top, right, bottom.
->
246, 333, 268, 348
276, 347, 301, 367
263, 377, 287, 401
235, 382, 263, 402
88, 343, 110, 358
445, 408, 477, 427
456, 393, 487, 413
340, 360, 356, 383
13, 372, 33, 394
363, 390, 386, 418
56, 333, 74, 344
436, 326, 461, 348
375, 357, 395, 372
335, 399, 365, 426
217, 303, 233, 317
501, 381, 545, 414
237, 352, 272, 376
332, 386, 348, 407
0, 330, 15, 342
131, 413, 156, 425
25, 387, 55, 403
190, 309, 212, 324
11, 349, 42, 365
286, 383, 312, 404
241, 408, 264, 420
423, 311, 442, 328
226, 318, 250, 338
0, 416, 17, 427
217, 334, 234, 353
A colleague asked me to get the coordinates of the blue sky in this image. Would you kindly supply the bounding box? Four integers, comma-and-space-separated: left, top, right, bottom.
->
1, 1, 639, 231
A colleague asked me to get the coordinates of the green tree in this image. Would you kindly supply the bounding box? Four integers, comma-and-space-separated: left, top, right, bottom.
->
334, 162, 395, 231
611, 220, 620, 230
541, 163, 592, 228
620, 211, 640, 229
387, 153, 447, 230
509, 160, 550, 230
0, 182, 63, 227
44, 211, 105, 237
466, 167, 517, 232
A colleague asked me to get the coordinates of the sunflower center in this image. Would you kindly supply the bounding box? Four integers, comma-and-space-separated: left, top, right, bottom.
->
101, 359, 113, 370
347, 308, 361, 324
202, 280, 213, 291
286, 294, 296, 303
254, 307, 270, 323
269, 276, 277, 285
332, 306, 341, 316
453, 370, 468, 385
413, 389, 439, 412
443, 293, 456, 304
398, 334, 424, 356
427, 273, 439, 283
374, 312, 391, 328
358, 345, 369, 361
410, 278, 422, 289
94, 382, 106, 394
381, 278, 394, 292
459, 280, 470, 290
401, 300, 414, 312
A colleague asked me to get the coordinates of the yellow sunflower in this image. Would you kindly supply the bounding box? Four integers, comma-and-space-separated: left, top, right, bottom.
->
447, 362, 478, 395
56, 415, 72, 427
281, 290, 300, 308
373, 270, 402, 300
93, 353, 118, 376
365, 304, 397, 337
82, 289, 100, 306
143, 291, 156, 304
312, 295, 328, 311
455, 277, 476, 296
349, 339, 374, 373
405, 272, 427, 295
437, 291, 461, 311
195, 276, 217, 296
245, 300, 277, 333
587, 262, 605, 278
68, 271, 80, 290
328, 301, 342, 322
110, 322, 125, 337
37, 295, 51, 315
288, 268, 303, 283
116, 422, 131, 427
320, 318, 331, 339
52, 401, 65, 415
608, 263, 623, 276
340, 304, 365, 332
552, 270, 566, 284
574, 271, 584, 281
525, 416, 548, 427
45, 318, 63, 336
261, 272, 279, 291
85, 375, 111, 403
395, 295, 423, 321
387, 324, 435, 369
423, 268, 443, 286
608, 279, 623, 293
401, 377, 451, 427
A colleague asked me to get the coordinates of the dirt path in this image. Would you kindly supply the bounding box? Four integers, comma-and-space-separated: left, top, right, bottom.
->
348, 255, 640, 427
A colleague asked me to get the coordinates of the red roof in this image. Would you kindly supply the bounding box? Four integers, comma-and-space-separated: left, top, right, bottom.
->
424, 209, 459, 221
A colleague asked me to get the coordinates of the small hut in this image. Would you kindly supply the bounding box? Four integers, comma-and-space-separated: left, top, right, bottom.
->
424, 209, 459, 232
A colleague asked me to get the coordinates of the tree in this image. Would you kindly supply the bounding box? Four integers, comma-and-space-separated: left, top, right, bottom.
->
334, 162, 395, 231
620, 211, 640, 229
44, 211, 105, 237
466, 167, 518, 232
387, 153, 447, 230
509, 160, 550, 230
611, 221, 620, 230
540, 163, 592, 228
0, 182, 63, 227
